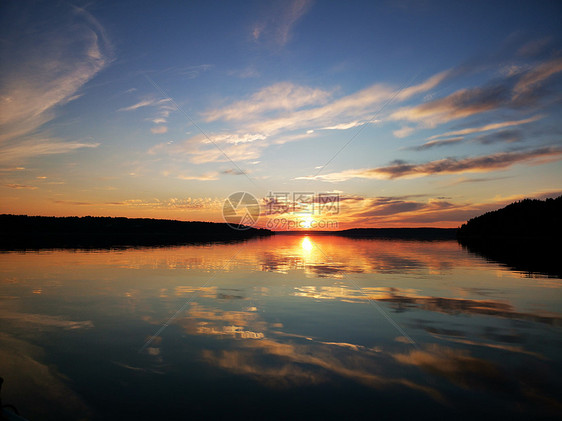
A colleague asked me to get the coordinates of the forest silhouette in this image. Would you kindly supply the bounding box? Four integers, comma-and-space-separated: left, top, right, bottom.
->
457, 196, 562, 239
457, 196, 561, 277
0, 215, 272, 249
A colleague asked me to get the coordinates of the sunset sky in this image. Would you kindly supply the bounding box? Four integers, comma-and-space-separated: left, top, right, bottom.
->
1, 0, 561, 228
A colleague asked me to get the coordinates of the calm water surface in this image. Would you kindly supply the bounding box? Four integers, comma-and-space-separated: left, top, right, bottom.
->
1, 235, 561, 420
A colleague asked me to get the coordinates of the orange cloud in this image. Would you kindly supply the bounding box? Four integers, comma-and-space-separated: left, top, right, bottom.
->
391, 85, 508, 127
513, 57, 562, 99
427, 115, 543, 140
410, 136, 464, 151
3, 183, 38, 190
299, 147, 562, 181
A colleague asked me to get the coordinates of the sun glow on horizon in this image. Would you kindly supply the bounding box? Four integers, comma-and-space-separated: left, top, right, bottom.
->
300, 216, 315, 229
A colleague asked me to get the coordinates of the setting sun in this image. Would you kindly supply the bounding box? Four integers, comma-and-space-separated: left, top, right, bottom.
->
300, 216, 315, 229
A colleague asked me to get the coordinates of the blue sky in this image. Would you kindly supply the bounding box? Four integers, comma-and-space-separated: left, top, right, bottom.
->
1, 0, 561, 227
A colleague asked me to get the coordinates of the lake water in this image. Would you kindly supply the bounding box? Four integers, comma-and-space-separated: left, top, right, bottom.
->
1, 235, 561, 420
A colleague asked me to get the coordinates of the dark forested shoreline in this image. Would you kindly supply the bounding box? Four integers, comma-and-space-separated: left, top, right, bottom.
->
457, 196, 562, 240
457, 196, 561, 277
0, 215, 273, 249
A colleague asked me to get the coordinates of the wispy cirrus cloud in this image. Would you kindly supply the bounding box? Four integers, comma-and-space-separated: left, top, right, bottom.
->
194, 54, 560, 171
119, 97, 173, 133
409, 137, 465, 151
205, 133, 267, 145
167, 64, 213, 79
410, 115, 542, 150
53, 197, 223, 210
391, 85, 509, 127
149, 135, 266, 164
391, 57, 562, 130
0, 139, 100, 164
159, 70, 452, 166
395, 70, 451, 101
449, 176, 510, 185
118, 97, 174, 119
155, 53, 559, 167
513, 57, 562, 99
321, 120, 366, 130
117, 98, 163, 112
221, 169, 247, 176
271, 131, 317, 145
204, 82, 332, 122
0, 4, 111, 161
427, 115, 543, 140
3, 184, 38, 190
188, 142, 265, 164
252, 0, 314, 47
298, 147, 562, 181
411, 129, 523, 151
176, 172, 219, 181
203, 71, 444, 140
247, 83, 392, 135
475, 130, 522, 144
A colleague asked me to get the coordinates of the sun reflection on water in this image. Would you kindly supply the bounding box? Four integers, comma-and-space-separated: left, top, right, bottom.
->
301, 236, 313, 253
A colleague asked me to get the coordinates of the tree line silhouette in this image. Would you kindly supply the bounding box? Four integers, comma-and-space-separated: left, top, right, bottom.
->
457, 195, 562, 239
0, 215, 272, 249
457, 196, 561, 277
